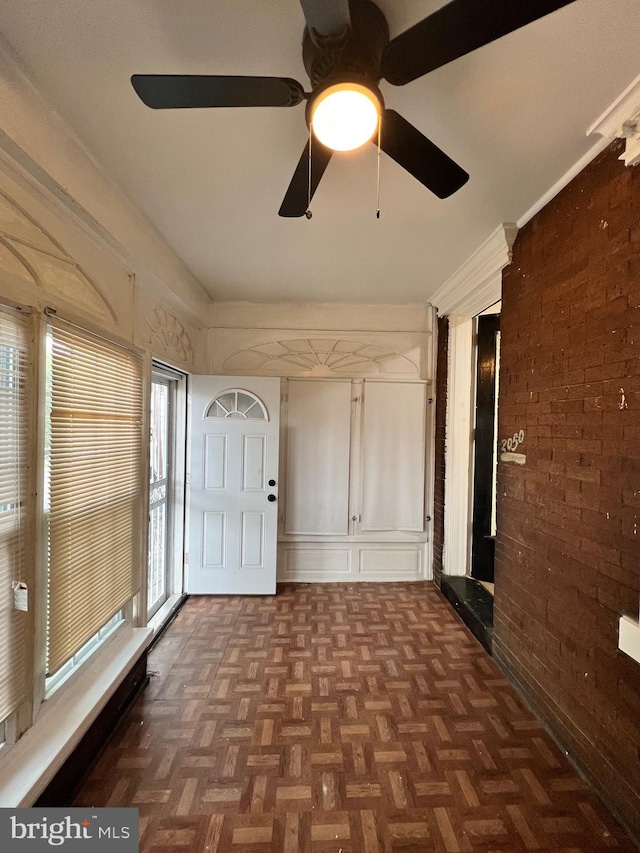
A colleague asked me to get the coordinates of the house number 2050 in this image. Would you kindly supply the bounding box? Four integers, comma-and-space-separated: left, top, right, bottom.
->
501, 429, 525, 453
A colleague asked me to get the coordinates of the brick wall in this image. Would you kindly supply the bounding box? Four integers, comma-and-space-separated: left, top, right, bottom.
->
432, 316, 448, 587
494, 141, 640, 839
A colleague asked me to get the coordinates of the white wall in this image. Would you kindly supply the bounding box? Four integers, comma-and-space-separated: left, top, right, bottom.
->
0, 37, 439, 802
0, 35, 208, 366
208, 301, 433, 380
206, 301, 436, 584
0, 36, 209, 808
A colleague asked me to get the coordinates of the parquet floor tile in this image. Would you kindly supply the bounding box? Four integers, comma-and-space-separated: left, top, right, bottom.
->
74, 583, 637, 852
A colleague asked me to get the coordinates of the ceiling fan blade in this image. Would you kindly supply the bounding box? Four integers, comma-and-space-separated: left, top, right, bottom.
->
131, 75, 305, 109
299, 0, 350, 37
279, 139, 333, 217
382, 0, 578, 86
378, 110, 468, 199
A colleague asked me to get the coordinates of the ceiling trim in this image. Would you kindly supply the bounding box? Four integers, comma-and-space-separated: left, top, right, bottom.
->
0, 137, 209, 323
588, 72, 640, 137
431, 223, 517, 318
516, 74, 640, 229
436, 74, 640, 319
0, 35, 209, 317
588, 72, 640, 167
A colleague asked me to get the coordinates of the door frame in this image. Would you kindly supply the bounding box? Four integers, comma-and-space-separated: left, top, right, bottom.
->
185, 375, 281, 595
471, 315, 500, 581
434, 223, 516, 577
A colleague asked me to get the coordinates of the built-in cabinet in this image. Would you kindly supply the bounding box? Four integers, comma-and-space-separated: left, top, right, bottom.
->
278, 378, 430, 581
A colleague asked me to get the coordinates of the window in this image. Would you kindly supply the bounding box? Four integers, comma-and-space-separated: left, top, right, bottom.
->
44, 610, 123, 694
0, 306, 33, 733
206, 389, 267, 420
45, 322, 144, 677
147, 365, 187, 624
148, 375, 173, 618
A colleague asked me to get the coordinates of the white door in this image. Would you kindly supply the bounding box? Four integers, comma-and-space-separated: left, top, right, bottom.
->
187, 376, 280, 594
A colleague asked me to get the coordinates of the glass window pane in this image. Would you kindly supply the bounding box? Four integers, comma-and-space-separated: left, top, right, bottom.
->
212, 401, 228, 418
206, 389, 267, 420
150, 483, 167, 505
148, 502, 166, 613
244, 402, 262, 419
150, 382, 168, 483
148, 377, 171, 619
216, 392, 236, 414
237, 392, 255, 414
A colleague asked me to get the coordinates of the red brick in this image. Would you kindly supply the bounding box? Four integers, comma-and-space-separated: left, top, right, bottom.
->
493, 143, 640, 839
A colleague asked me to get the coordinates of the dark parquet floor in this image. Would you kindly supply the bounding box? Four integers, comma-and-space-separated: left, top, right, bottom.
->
74, 583, 637, 852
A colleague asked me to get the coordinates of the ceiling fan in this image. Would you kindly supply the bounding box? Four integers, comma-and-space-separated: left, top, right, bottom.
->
131, 0, 577, 217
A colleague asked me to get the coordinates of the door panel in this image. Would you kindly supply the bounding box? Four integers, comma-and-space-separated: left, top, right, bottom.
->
204, 433, 227, 489
241, 512, 264, 567
360, 381, 427, 532
187, 376, 280, 594
242, 435, 266, 491
285, 379, 352, 535
203, 512, 225, 567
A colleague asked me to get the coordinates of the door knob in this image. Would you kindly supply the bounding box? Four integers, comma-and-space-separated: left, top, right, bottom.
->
267, 494, 277, 502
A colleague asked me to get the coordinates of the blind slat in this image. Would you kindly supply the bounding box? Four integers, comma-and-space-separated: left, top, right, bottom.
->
47, 323, 144, 676
0, 307, 32, 721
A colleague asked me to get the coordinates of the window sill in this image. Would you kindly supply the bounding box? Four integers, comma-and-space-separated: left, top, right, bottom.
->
0, 624, 152, 807
619, 615, 640, 665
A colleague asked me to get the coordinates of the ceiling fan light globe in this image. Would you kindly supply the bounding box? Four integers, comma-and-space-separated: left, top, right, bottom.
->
311, 83, 380, 152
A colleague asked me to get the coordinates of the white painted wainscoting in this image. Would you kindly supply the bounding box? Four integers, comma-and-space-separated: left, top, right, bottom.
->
278, 378, 431, 582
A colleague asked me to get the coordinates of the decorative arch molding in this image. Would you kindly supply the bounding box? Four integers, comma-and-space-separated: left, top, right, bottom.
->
0, 188, 116, 322
221, 337, 420, 377
145, 308, 194, 366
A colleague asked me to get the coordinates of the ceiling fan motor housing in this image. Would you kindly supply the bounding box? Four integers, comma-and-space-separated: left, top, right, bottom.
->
302, 0, 390, 89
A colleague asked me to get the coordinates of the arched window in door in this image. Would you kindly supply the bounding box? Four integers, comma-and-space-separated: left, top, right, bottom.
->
205, 389, 268, 421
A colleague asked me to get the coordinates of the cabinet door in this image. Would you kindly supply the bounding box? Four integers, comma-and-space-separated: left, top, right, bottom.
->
360, 381, 426, 532
285, 380, 352, 535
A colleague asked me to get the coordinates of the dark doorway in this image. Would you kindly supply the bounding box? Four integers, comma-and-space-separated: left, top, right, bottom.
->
471, 314, 500, 582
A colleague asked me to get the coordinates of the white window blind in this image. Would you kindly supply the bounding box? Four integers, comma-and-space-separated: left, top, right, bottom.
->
47, 322, 144, 676
0, 306, 32, 722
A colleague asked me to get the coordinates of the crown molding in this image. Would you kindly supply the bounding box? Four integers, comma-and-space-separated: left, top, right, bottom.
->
588, 73, 640, 167
0, 35, 210, 315
431, 223, 517, 317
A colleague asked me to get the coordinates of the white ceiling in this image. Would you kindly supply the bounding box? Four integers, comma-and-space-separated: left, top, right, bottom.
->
1, 0, 639, 304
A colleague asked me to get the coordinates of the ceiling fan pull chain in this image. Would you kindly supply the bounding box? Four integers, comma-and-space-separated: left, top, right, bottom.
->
376, 118, 381, 219
305, 124, 313, 219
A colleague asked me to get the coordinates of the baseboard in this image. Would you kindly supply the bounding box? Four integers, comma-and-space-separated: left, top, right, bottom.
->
440, 575, 493, 654
277, 572, 429, 583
